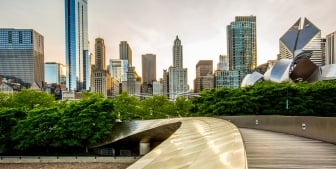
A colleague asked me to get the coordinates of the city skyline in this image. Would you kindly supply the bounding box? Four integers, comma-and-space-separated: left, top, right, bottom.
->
1, 0, 336, 87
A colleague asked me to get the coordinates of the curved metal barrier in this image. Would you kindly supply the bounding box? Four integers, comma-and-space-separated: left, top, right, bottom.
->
93, 117, 247, 169
220, 115, 336, 144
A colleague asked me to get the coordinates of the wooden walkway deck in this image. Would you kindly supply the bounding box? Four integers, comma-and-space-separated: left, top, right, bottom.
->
240, 128, 336, 169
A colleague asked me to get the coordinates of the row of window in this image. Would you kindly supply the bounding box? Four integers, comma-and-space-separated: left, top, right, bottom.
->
3, 31, 33, 44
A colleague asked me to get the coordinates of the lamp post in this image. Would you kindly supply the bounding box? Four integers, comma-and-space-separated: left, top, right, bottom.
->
286, 86, 289, 114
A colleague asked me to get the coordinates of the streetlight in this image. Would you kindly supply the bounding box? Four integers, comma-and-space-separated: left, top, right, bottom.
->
286, 87, 289, 111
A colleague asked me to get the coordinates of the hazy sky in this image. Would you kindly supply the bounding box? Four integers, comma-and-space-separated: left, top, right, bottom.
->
1, 0, 336, 87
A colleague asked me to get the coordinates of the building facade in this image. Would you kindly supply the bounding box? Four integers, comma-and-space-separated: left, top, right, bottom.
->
65, 0, 89, 91
0, 28, 44, 88
142, 54, 156, 94
279, 18, 323, 66
45, 62, 66, 85
119, 41, 132, 66
326, 32, 336, 65
91, 38, 112, 97
169, 36, 188, 100
126, 66, 141, 96
217, 55, 229, 71
109, 59, 128, 82
152, 81, 163, 95
194, 60, 214, 93
162, 69, 169, 97
227, 16, 257, 87
214, 70, 240, 89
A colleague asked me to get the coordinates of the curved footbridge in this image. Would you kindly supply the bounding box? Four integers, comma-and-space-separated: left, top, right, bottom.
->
92, 117, 247, 169
92, 117, 336, 169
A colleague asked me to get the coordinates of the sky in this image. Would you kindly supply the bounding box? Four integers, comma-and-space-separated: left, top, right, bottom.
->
1, 0, 336, 87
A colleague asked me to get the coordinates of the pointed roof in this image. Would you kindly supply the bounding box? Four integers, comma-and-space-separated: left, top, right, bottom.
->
280, 18, 301, 53
174, 35, 181, 46
296, 18, 321, 50
280, 18, 321, 53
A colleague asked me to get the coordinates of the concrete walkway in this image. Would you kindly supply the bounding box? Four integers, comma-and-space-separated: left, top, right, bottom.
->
240, 128, 336, 169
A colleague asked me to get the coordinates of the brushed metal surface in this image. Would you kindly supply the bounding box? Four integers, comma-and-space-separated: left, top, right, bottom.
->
94, 117, 247, 169
127, 118, 247, 169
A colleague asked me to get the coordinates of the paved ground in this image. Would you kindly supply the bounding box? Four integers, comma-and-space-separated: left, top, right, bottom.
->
240, 128, 336, 169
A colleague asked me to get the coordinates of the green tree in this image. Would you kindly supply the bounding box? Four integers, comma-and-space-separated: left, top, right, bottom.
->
0, 92, 12, 107
113, 92, 141, 120
11, 107, 60, 151
174, 96, 192, 117
55, 95, 115, 152
0, 108, 27, 152
11, 89, 55, 110
141, 95, 173, 119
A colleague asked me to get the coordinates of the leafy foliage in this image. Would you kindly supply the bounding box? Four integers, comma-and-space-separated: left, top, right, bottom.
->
11, 89, 55, 110
112, 92, 142, 120
192, 81, 336, 117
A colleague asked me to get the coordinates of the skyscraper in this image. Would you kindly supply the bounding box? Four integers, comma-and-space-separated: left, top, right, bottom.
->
173, 37, 183, 68
94, 38, 106, 70
227, 16, 257, 86
119, 41, 132, 66
326, 31, 336, 64
169, 36, 188, 100
92, 38, 112, 97
142, 54, 156, 94
0, 28, 44, 88
194, 60, 214, 93
279, 18, 323, 66
65, 0, 89, 91
162, 69, 169, 97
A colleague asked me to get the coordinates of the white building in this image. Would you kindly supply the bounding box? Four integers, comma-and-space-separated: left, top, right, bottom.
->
169, 36, 188, 100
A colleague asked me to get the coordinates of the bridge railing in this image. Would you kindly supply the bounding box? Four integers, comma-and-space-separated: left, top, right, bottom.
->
220, 115, 336, 144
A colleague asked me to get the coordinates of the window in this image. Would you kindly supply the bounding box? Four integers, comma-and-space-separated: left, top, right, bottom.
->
19, 31, 22, 43
30, 31, 33, 44
8, 31, 12, 43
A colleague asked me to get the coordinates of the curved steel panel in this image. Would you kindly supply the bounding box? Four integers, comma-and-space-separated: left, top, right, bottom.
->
241, 72, 263, 87
128, 118, 247, 169
263, 66, 272, 81
93, 118, 247, 169
270, 59, 292, 83
320, 64, 336, 80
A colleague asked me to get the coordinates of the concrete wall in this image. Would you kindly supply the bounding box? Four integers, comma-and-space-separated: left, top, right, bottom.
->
0, 156, 138, 163
220, 116, 336, 144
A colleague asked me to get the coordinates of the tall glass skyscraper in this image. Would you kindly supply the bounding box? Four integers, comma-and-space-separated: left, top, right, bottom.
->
65, 0, 89, 91
227, 16, 257, 86
0, 28, 44, 88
